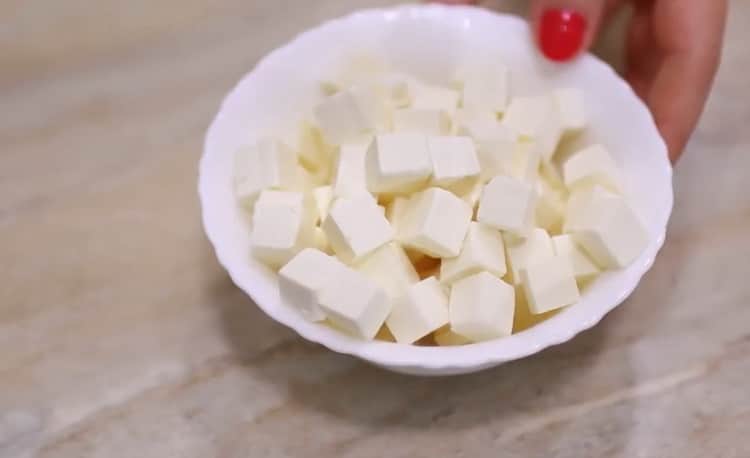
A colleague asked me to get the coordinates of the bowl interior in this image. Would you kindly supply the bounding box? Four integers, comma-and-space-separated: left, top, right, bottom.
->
200, 5, 672, 374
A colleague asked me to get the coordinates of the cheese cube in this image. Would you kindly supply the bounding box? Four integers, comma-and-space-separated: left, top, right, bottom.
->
535, 179, 567, 235
411, 84, 460, 113
441, 222, 507, 284
355, 242, 419, 300
505, 228, 554, 285
278, 248, 345, 322
449, 272, 515, 341
291, 120, 335, 174
552, 235, 600, 281
457, 117, 518, 181
318, 266, 390, 339
386, 277, 450, 344
553, 88, 587, 132
321, 194, 394, 263
563, 144, 623, 192
312, 186, 333, 223
379, 74, 412, 108
313, 227, 333, 254
314, 86, 386, 144
234, 139, 298, 207
365, 133, 433, 195
520, 255, 580, 315
452, 108, 498, 132
508, 139, 542, 183
460, 180, 484, 214
393, 109, 451, 136
434, 326, 472, 346
564, 186, 649, 269
251, 191, 315, 268
398, 188, 473, 258
385, 197, 408, 229
333, 140, 370, 199
501, 95, 563, 161
427, 136, 481, 192
460, 63, 510, 114
477, 175, 537, 236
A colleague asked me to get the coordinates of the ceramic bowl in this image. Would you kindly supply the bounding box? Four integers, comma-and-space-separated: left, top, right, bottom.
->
199, 4, 673, 375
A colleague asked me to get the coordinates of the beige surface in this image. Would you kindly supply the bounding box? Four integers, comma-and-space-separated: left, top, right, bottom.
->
2, 1, 749, 457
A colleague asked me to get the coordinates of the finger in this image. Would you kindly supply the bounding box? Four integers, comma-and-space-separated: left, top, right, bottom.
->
530, 0, 623, 61
638, 0, 727, 162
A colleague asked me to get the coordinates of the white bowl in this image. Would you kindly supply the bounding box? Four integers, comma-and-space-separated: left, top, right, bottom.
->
199, 4, 673, 376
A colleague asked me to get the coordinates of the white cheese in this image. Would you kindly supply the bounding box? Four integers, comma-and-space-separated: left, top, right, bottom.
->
393, 109, 451, 136
433, 327, 472, 346
505, 228, 554, 285
564, 186, 649, 269
460, 62, 510, 114
398, 188, 473, 258
312, 186, 333, 223
355, 242, 420, 300
449, 272, 515, 342
318, 266, 391, 339
321, 194, 394, 264
333, 140, 371, 199
314, 85, 387, 144
251, 190, 316, 268
386, 277, 450, 344
501, 95, 563, 161
365, 133, 433, 195
427, 136, 481, 192
234, 138, 298, 208
278, 248, 345, 321
440, 222, 507, 284
411, 83, 460, 113
520, 254, 580, 315
456, 116, 518, 181
552, 235, 600, 281
477, 175, 537, 236
563, 144, 623, 193
553, 88, 587, 133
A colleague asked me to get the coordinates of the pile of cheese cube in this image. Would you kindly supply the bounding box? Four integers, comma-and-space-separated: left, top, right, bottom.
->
233, 60, 649, 346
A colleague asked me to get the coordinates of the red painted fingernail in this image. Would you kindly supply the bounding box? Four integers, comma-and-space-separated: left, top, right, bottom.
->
538, 9, 587, 62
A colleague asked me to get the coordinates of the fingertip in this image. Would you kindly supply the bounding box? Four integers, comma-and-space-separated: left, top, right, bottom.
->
536, 8, 588, 62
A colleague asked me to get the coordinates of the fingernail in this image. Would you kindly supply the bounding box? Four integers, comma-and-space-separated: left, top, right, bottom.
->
538, 9, 587, 62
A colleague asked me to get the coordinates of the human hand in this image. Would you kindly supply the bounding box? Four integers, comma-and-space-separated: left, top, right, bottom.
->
434, 0, 728, 163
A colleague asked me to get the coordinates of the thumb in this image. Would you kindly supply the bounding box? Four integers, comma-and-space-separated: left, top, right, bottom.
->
530, 0, 620, 61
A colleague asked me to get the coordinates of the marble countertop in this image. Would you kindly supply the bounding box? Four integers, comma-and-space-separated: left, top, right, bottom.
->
2, 1, 749, 457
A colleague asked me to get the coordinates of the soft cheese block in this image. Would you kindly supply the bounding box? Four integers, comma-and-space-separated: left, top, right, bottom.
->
321, 194, 394, 263
411, 83, 460, 113
386, 277, 450, 344
501, 95, 563, 161
234, 138, 298, 207
563, 144, 623, 193
564, 186, 649, 269
318, 266, 391, 339
460, 62, 510, 114
505, 228, 554, 285
355, 242, 420, 300
553, 88, 587, 133
333, 140, 371, 199
440, 222, 507, 284
552, 234, 600, 281
520, 254, 580, 315
449, 272, 515, 342
393, 109, 452, 136
251, 190, 316, 268
427, 136, 481, 192
279, 248, 345, 321
477, 175, 537, 236
456, 117, 518, 181
398, 187, 473, 258
365, 133, 433, 194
